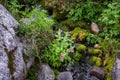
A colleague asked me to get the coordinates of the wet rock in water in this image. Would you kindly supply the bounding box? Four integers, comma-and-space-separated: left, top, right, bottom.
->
57, 72, 73, 80
90, 66, 105, 80
91, 22, 100, 34
90, 76, 100, 80
0, 4, 28, 80
37, 64, 55, 80
112, 54, 120, 80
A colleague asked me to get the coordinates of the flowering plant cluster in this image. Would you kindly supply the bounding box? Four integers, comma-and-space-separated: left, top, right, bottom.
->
42, 29, 74, 68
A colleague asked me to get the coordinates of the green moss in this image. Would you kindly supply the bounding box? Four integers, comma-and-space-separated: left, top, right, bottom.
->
73, 52, 82, 61
71, 27, 87, 41
104, 56, 115, 80
89, 56, 102, 66
61, 19, 89, 29
95, 57, 102, 66
76, 44, 86, 52
89, 56, 97, 65
88, 48, 102, 56
4, 47, 17, 79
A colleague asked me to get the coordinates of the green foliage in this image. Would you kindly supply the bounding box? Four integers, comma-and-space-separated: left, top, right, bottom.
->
86, 33, 101, 45
53, 69, 60, 76
67, 1, 102, 22
73, 52, 82, 61
100, 39, 120, 55
42, 29, 74, 68
26, 65, 37, 80
6, 0, 22, 19
99, 3, 120, 25
99, 27, 119, 40
100, 39, 119, 80
19, 8, 54, 57
104, 55, 115, 80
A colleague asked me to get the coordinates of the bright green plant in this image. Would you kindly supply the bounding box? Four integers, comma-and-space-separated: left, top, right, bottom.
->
99, 3, 120, 25
19, 8, 54, 58
86, 33, 101, 45
73, 52, 82, 61
42, 29, 74, 68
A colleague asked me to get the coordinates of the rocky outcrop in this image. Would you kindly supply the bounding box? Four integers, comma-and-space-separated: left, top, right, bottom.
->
90, 76, 100, 80
90, 66, 105, 80
57, 72, 73, 80
112, 55, 120, 80
0, 4, 28, 80
37, 64, 55, 80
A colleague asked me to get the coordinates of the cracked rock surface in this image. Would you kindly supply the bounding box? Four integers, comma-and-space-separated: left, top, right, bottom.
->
0, 4, 27, 80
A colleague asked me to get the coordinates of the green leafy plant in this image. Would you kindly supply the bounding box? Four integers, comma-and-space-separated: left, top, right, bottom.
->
67, 1, 102, 22
99, 3, 120, 25
6, 0, 22, 19
99, 27, 119, 40
42, 29, 74, 68
19, 8, 54, 58
86, 33, 101, 45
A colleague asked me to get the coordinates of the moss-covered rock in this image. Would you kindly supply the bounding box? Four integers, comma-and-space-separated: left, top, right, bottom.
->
73, 52, 83, 61
88, 48, 102, 57
89, 56, 102, 66
71, 27, 87, 41
76, 44, 86, 53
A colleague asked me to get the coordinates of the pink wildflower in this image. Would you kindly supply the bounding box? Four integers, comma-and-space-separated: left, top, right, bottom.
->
68, 47, 73, 51
60, 55, 65, 59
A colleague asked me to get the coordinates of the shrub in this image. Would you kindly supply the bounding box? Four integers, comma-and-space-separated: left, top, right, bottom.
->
19, 8, 54, 57
6, 0, 22, 19
86, 33, 101, 45
99, 3, 120, 25
67, 1, 102, 22
99, 27, 119, 40
42, 29, 74, 68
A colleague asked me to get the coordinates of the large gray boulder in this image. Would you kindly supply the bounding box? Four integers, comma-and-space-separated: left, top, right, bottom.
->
112, 55, 120, 80
90, 66, 105, 80
0, 4, 28, 80
37, 64, 55, 80
57, 72, 73, 80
